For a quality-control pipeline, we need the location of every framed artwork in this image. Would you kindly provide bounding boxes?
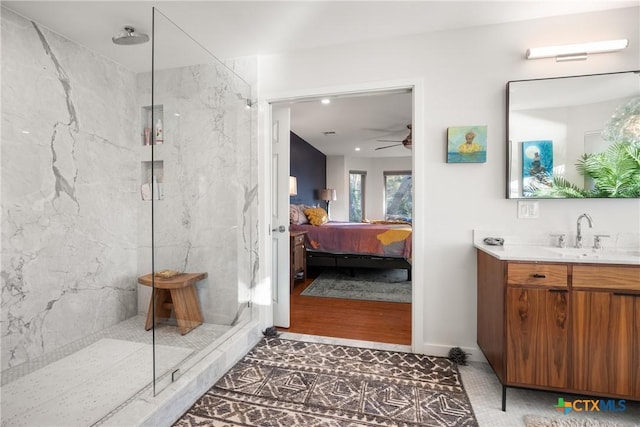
[522,140,553,196]
[447,125,487,163]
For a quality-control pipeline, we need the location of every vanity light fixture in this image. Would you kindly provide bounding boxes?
[526,39,628,61]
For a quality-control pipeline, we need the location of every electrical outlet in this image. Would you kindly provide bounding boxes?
[517,201,539,219]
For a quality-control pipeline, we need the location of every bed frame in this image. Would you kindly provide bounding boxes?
[306,250,412,281]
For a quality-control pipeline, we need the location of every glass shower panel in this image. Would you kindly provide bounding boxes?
[148,8,254,394]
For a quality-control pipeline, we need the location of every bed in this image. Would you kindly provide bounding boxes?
[289,220,412,280]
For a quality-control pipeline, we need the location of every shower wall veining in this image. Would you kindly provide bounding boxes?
[136,60,257,325]
[1,7,259,371]
[1,8,139,370]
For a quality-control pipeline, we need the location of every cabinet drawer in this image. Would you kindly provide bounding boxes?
[573,265,640,291]
[293,234,305,246]
[507,263,568,287]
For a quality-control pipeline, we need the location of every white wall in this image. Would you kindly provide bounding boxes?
[259,7,640,356]
[326,155,346,220]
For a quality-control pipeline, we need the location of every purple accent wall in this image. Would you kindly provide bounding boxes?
[290,131,326,206]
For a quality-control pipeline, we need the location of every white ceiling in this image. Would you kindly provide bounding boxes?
[4,0,635,157]
[287,90,414,157]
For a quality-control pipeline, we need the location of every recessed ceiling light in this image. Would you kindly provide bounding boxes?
[21,130,30,134]
[355,147,361,151]
[321,99,331,105]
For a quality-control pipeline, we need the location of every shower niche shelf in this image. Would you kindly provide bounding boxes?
[141,104,164,146]
[141,160,164,201]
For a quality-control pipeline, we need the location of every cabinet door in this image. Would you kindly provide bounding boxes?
[506,287,569,388]
[572,291,637,397]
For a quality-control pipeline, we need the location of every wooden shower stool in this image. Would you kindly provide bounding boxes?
[138,272,207,335]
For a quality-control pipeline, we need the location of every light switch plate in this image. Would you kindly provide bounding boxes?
[518,201,539,219]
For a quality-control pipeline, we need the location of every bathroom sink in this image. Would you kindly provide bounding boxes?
[546,247,603,259]
[546,247,640,262]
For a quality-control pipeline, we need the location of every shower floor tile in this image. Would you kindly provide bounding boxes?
[0,315,232,427]
[2,315,231,386]
[2,339,192,426]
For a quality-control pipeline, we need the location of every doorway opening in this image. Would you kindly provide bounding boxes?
[270,87,415,346]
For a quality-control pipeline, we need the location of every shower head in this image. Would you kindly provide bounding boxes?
[112,26,149,45]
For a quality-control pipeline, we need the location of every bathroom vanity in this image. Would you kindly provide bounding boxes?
[475,239,640,410]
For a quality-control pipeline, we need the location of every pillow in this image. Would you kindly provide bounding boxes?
[289,204,309,225]
[304,207,328,226]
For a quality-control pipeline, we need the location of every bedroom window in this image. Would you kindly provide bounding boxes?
[349,170,366,222]
[384,171,412,222]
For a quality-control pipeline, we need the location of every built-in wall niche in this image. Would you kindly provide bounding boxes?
[141,105,164,146]
[140,160,164,201]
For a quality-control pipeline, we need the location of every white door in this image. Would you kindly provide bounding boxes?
[271,105,291,327]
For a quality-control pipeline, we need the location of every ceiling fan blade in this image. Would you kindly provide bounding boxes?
[375,143,402,150]
[376,139,403,142]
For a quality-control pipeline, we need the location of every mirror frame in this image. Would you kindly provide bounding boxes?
[506,70,640,199]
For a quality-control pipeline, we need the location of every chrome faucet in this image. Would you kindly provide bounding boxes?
[575,213,593,248]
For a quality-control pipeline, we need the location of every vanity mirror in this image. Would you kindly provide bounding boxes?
[507,70,640,199]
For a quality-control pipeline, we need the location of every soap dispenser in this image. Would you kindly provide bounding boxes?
[155,119,163,144]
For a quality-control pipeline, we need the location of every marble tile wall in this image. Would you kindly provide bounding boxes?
[1,8,139,370]
[135,57,257,326]
[1,6,259,373]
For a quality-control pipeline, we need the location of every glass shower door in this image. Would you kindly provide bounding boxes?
[145,7,254,395]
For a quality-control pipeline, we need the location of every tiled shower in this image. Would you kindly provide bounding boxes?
[1,6,258,425]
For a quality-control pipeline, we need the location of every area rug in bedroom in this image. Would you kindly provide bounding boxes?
[301,268,411,303]
[174,337,478,426]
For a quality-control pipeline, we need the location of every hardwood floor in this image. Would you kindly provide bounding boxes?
[279,267,412,345]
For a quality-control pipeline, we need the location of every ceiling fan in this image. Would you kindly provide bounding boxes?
[375,124,412,150]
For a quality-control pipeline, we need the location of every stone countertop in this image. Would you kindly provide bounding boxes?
[473,230,640,265]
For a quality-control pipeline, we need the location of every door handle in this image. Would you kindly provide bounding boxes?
[271,225,286,233]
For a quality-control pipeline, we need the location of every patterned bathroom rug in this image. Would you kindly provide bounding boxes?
[174,337,478,426]
[301,268,411,303]
[2,339,192,426]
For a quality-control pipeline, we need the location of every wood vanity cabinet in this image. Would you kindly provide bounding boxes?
[477,250,640,406]
[571,265,640,398]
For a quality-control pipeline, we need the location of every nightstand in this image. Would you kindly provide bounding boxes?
[290,231,307,292]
